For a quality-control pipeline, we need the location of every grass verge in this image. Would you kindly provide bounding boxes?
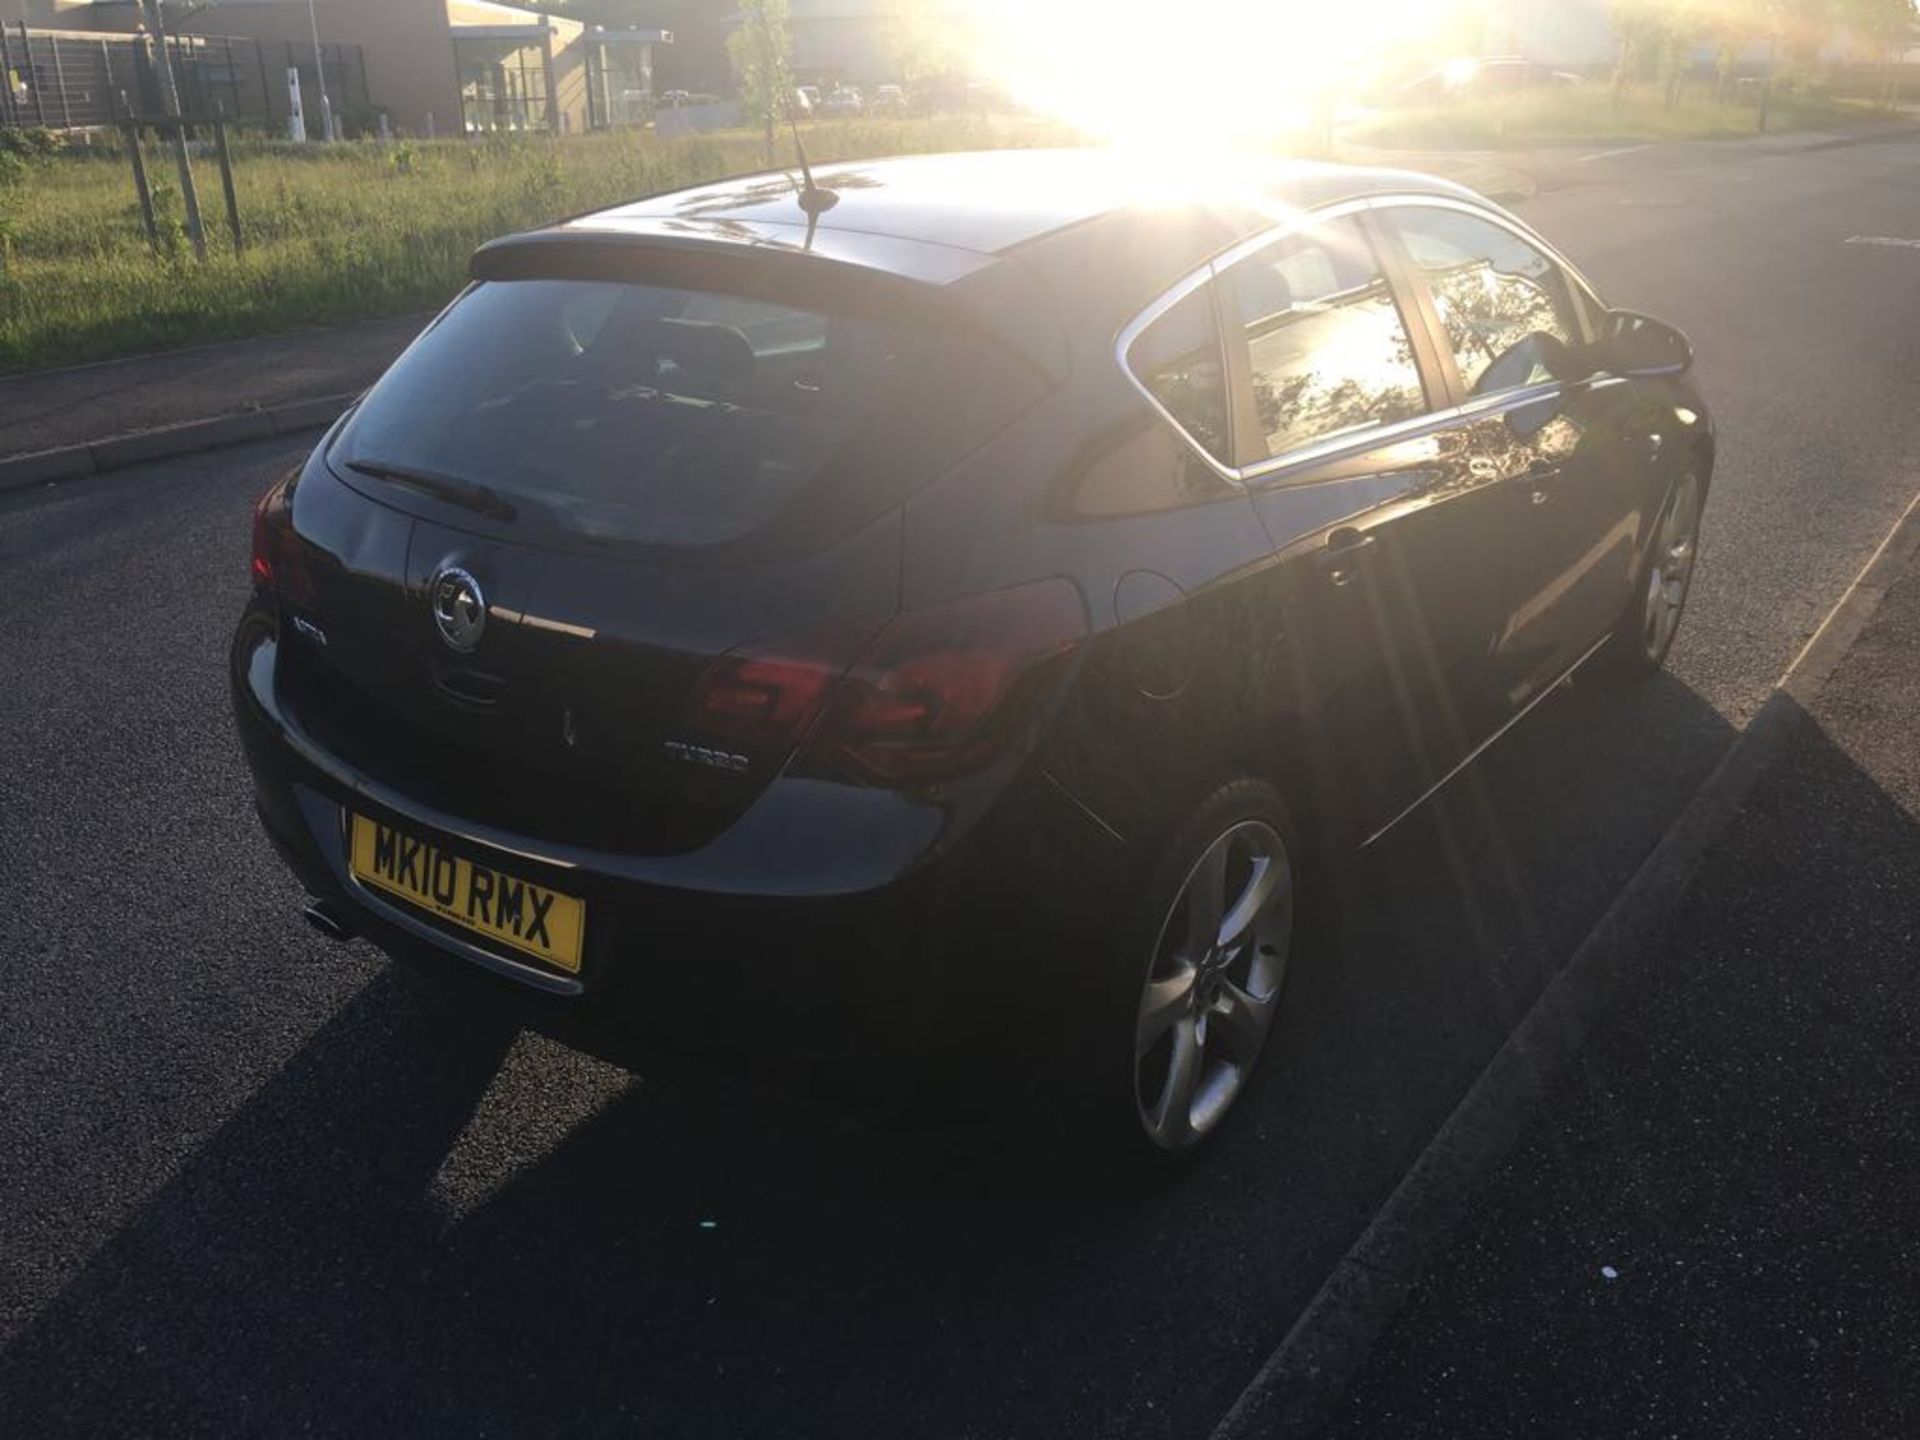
[1349,87,1899,149]
[0,114,1077,373]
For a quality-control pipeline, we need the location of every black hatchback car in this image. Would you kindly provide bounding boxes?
[233,150,1710,1160]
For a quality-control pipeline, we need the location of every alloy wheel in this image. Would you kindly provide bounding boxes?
[1644,472,1701,662]
[1134,819,1293,1150]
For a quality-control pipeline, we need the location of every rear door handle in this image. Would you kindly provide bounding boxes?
[1326,527,1374,586]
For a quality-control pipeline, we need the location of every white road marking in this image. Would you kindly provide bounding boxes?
[1579,143,1658,163]
[1847,235,1920,250]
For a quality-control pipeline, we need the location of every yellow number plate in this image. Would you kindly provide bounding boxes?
[348,813,586,974]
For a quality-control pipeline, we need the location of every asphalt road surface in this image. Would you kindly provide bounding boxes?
[3,133,1917,1438]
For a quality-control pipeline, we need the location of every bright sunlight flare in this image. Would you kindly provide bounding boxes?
[955,0,1468,151]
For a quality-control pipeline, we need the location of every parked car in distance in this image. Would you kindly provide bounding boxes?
[820,86,864,116]
[871,83,907,114]
[234,151,1710,1164]
[792,86,815,115]
[1392,55,1584,104]
[797,84,822,112]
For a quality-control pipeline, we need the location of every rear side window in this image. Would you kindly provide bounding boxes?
[1388,207,1582,397]
[332,277,1044,553]
[1126,285,1230,463]
[1218,216,1428,463]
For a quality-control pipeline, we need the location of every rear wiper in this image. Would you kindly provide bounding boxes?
[344,458,517,522]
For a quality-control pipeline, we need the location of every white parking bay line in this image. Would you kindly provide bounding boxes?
[1847,235,1920,250]
[1579,143,1658,163]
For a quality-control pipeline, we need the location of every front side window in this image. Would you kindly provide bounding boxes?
[1218,217,1428,464]
[1126,284,1230,463]
[1388,207,1582,397]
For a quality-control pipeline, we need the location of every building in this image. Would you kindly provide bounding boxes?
[9,0,671,136]
[1,18,372,133]
[1497,0,1615,67]
[723,0,899,87]
[784,0,895,83]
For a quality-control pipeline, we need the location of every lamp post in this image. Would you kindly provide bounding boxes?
[305,0,334,140]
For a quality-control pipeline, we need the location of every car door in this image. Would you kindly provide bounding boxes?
[1377,202,1650,709]
[1212,212,1514,837]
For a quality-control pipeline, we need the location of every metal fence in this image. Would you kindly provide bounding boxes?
[0,26,369,134]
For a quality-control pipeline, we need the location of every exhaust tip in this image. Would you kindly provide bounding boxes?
[302,899,354,943]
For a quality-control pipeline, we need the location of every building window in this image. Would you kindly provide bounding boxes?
[587,42,655,129]
[455,39,552,134]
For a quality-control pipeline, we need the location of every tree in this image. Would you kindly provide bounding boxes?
[1838,0,1919,99]
[726,0,793,166]
[1651,0,1729,107]
[1610,0,1673,102]
[1709,11,1748,104]
[1605,0,1912,112]
[881,0,968,86]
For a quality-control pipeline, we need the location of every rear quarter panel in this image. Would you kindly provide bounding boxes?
[901,342,1295,857]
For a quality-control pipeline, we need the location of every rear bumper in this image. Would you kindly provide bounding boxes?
[231,616,1119,1066]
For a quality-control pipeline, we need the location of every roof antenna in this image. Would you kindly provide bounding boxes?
[749,0,836,240]
[783,90,838,230]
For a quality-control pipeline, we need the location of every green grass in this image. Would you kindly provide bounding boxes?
[0,114,1079,373]
[1349,86,1894,150]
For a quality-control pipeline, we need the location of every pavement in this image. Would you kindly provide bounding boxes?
[1327,552,1920,1439]
[0,315,423,463]
[0,131,1918,1437]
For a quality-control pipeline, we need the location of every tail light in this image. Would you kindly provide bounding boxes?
[250,485,278,590]
[688,621,882,750]
[249,474,314,607]
[812,581,1087,783]
[687,579,1087,787]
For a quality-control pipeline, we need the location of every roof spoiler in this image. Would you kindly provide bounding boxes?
[470,230,1067,383]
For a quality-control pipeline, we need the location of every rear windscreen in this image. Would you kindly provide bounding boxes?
[331,277,1046,553]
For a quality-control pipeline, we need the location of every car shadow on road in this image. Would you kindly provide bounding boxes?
[0,956,1152,1435]
[1324,690,1920,1436]
[0,667,1799,1439]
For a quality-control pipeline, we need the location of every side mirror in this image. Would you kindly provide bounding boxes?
[1596,310,1693,378]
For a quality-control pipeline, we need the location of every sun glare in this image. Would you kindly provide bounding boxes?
[955,0,1462,154]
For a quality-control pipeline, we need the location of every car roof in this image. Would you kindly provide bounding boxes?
[473,150,1489,381]
[549,149,1483,276]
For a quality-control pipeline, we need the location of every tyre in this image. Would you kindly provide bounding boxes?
[1085,779,1301,1165]
[1601,468,1704,678]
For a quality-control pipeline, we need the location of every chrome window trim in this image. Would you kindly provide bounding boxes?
[1236,402,1471,487]
[1114,190,1614,490]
